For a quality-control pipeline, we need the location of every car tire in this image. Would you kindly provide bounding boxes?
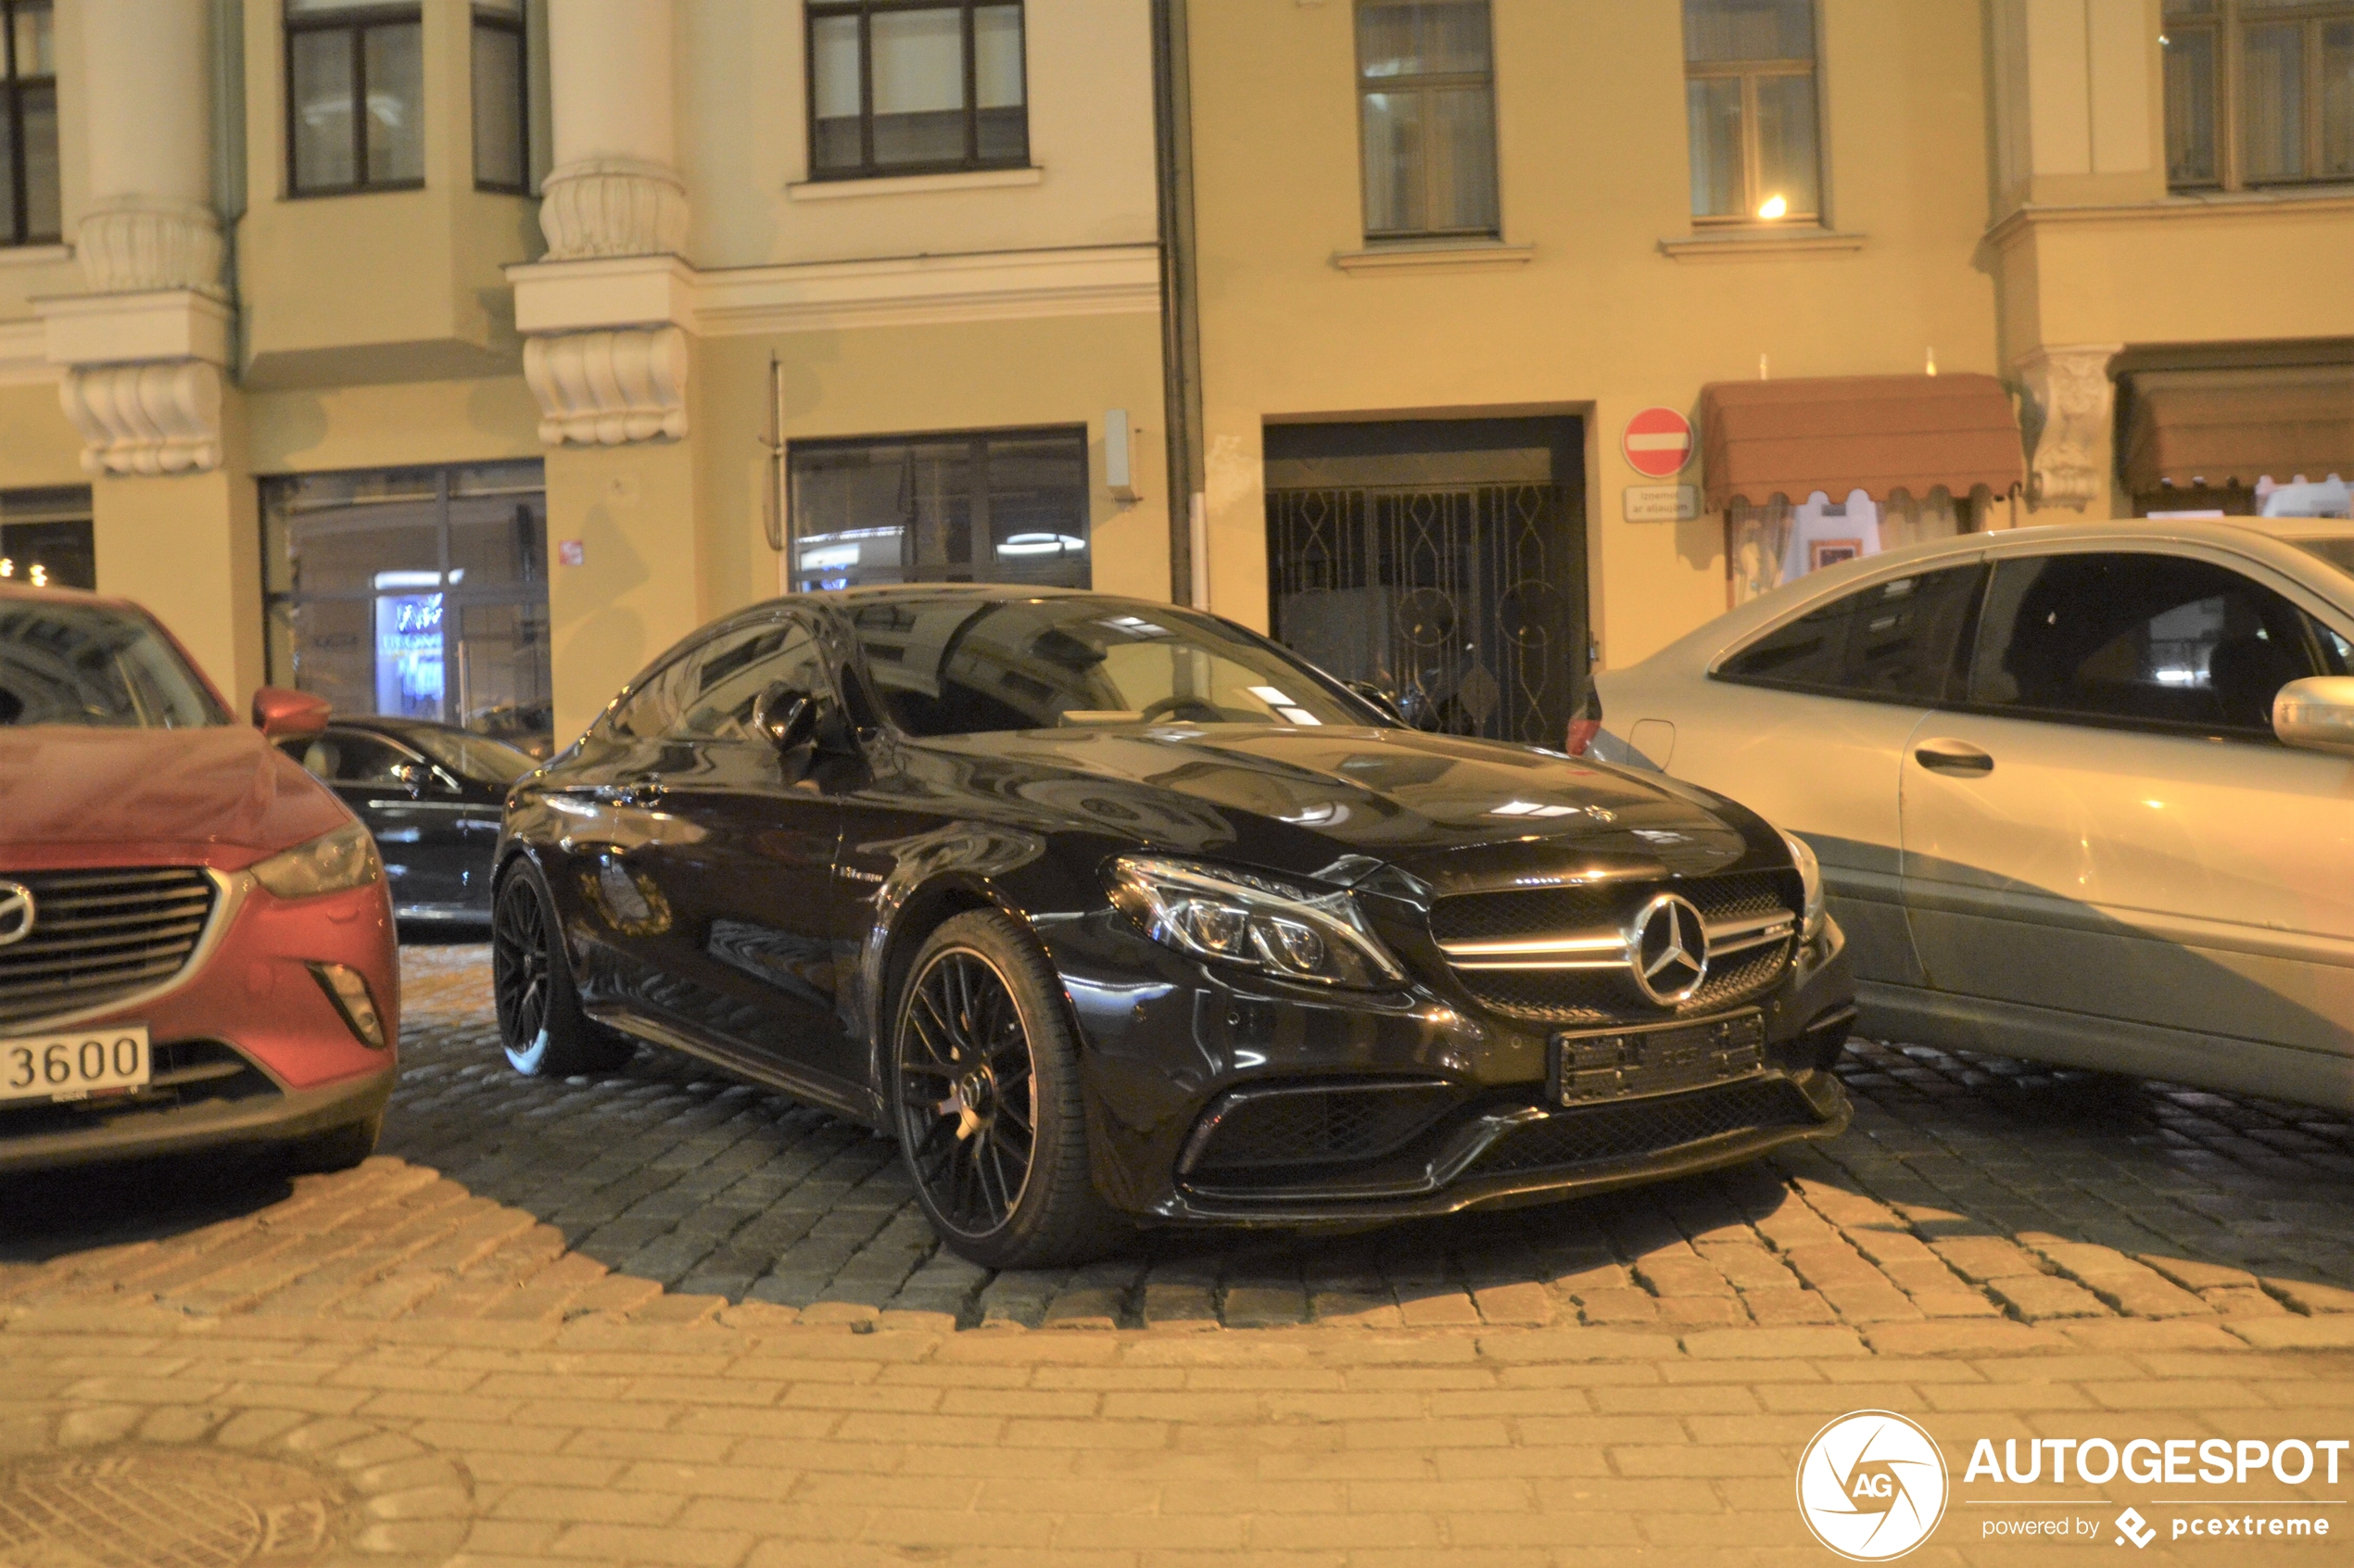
[888,909,1127,1270]
[283,1111,381,1175]
[493,862,636,1079]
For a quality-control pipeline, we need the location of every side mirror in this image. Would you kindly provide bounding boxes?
[1342,679,1406,726]
[2273,677,2354,757]
[752,681,819,752]
[252,686,330,741]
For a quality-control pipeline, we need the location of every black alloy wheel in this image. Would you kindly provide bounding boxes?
[889,910,1125,1268]
[491,865,634,1078]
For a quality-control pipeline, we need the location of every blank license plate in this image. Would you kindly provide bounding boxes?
[0,1024,151,1105]
[1550,1011,1765,1106]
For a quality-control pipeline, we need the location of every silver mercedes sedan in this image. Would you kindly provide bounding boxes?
[1589,517,2354,1112]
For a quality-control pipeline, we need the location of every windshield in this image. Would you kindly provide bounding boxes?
[0,599,228,729]
[409,727,540,784]
[847,596,1378,738]
[2291,537,2354,586]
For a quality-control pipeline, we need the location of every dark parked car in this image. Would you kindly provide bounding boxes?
[281,717,539,922]
[492,588,1855,1266]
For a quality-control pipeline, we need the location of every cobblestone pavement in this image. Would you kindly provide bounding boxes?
[0,1312,2348,1565]
[2,941,2351,1347]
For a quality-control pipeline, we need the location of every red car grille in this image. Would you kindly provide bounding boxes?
[0,868,218,1030]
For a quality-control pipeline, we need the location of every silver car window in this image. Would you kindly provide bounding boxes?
[1967,552,2347,738]
[1715,564,1984,703]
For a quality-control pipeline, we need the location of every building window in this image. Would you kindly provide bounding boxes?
[263,462,554,755]
[805,1,1029,180]
[1,0,57,246]
[0,487,93,590]
[2165,0,2354,190]
[1684,0,1821,224]
[472,0,527,193]
[285,0,426,196]
[788,428,1088,593]
[1356,0,1499,240]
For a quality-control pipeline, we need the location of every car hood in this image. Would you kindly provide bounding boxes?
[913,724,1777,890]
[0,724,350,869]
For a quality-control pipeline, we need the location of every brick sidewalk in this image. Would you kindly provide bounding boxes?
[1,1311,2348,1565]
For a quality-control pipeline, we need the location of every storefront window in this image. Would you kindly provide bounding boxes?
[0,486,93,589]
[1728,488,1974,605]
[262,462,554,754]
[2139,472,2353,518]
[787,427,1089,594]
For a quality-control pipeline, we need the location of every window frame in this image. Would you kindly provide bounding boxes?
[284,1,428,199]
[802,0,1031,183]
[470,1,530,196]
[2165,0,2354,192]
[1352,0,1502,243]
[1682,0,1824,227]
[1,0,58,247]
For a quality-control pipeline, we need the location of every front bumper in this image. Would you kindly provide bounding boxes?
[1045,906,1855,1225]
[0,863,399,1173]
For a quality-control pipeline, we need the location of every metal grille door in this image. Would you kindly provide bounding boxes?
[1267,483,1585,747]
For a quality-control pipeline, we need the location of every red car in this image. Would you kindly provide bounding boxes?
[0,583,397,1173]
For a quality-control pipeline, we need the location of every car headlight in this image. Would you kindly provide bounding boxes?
[252,820,384,900]
[1106,855,1405,989]
[1781,829,1826,940]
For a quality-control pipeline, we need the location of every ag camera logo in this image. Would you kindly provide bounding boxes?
[1796,1410,1950,1561]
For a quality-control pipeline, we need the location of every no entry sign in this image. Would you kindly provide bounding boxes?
[1622,407,1693,478]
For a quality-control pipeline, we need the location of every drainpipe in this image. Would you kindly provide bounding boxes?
[1151,0,1206,608]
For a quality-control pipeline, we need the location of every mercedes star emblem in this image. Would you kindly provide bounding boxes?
[1626,891,1708,1005]
[0,881,33,949]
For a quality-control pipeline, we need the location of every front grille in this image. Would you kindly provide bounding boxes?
[0,868,217,1030]
[1183,1081,1458,1173]
[1431,871,1795,1025]
[0,1041,278,1143]
[1429,871,1789,944]
[1463,940,1790,1025]
[1468,1078,1819,1177]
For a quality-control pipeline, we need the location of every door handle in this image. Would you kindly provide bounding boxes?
[1913,740,1993,777]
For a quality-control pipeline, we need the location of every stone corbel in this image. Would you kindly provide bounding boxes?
[539,157,690,259]
[58,360,223,475]
[525,325,689,446]
[37,288,233,475]
[2017,343,2122,510]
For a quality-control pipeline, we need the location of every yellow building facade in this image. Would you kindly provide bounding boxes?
[1178,0,2354,746]
[1,0,2348,757]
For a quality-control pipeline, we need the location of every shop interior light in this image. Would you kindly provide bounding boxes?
[1757,195,1789,221]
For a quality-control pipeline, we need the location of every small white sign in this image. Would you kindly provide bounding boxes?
[1624,484,1701,523]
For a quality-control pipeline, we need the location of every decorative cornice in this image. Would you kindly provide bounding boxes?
[59,360,223,474]
[76,198,223,295]
[506,245,1161,339]
[1985,189,2354,251]
[524,325,689,446]
[0,319,57,386]
[35,288,233,368]
[1331,241,1535,274]
[538,157,690,259]
[2016,343,2123,510]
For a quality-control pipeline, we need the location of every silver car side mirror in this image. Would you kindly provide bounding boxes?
[2272,677,2354,757]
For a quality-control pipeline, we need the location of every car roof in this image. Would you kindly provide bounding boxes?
[1632,514,2354,672]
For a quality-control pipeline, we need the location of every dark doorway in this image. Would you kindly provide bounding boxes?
[1265,416,1587,748]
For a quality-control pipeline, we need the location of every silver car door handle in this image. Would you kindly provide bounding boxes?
[1913,740,1993,777]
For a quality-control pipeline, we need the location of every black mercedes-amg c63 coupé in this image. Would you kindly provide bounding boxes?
[492,587,1856,1267]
